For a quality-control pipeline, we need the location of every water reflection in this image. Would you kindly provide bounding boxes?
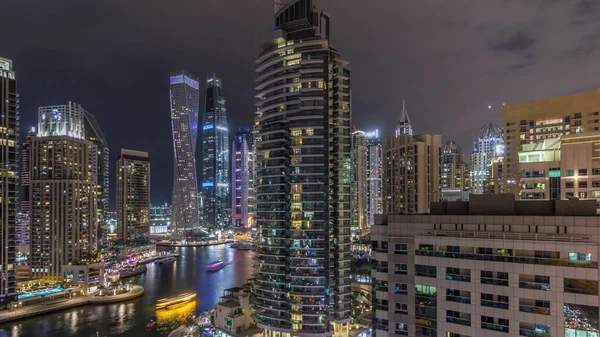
[0,245,254,337]
[155,301,196,334]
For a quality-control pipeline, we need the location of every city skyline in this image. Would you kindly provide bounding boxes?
[4,1,600,204]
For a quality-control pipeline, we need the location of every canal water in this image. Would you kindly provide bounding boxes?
[0,245,254,337]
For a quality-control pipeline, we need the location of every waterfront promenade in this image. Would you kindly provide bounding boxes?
[0,285,144,324]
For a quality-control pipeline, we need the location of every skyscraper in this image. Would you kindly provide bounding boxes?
[170,71,200,235]
[0,57,18,304]
[83,111,109,249]
[440,140,468,201]
[231,127,254,227]
[469,121,503,194]
[253,1,352,335]
[116,149,150,245]
[384,102,441,214]
[351,130,368,232]
[202,73,229,228]
[366,129,383,227]
[18,128,35,250]
[30,103,98,281]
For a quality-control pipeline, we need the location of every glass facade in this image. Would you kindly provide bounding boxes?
[202,74,229,227]
[231,127,253,227]
[169,71,200,234]
[0,57,17,301]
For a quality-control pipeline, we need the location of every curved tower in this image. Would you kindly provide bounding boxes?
[469,121,503,194]
[253,1,352,336]
[170,71,200,235]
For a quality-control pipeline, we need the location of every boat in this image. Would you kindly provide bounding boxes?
[206,260,225,272]
[156,256,177,264]
[146,320,157,330]
[156,292,196,310]
[237,243,252,251]
[119,265,147,278]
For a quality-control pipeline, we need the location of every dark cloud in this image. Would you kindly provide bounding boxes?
[2,0,600,206]
[491,32,536,53]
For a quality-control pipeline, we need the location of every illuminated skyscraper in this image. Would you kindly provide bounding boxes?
[30,103,98,281]
[116,149,150,245]
[0,57,18,303]
[231,127,254,227]
[83,111,109,249]
[469,121,503,194]
[384,102,441,214]
[366,129,383,226]
[170,71,200,234]
[351,130,368,232]
[201,73,229,227]
[18,129,35,250]
[253,1,352,335]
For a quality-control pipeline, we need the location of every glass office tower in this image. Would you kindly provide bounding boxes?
[170,71,200,235]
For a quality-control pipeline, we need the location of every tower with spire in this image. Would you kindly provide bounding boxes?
[384,100,441,214]
[395,100,413,137]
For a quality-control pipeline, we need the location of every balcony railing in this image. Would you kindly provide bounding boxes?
[519,328,551,337]
[481,300,509,310]
[481,278,509,286]
[445,274,470,282]
[446,295,471,304]
[519,281,550,291]
[446,317,471,327]
[482,322,509,333]
[519,305,550,315]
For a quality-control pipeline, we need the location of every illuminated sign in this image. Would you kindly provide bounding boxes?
[365,129,379,139]
[202,182,214,187]
[203,124,214,130]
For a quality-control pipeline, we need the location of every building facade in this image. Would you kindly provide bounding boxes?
[0,57,18,303]
[440,140,464,190]
[469,121,503,194]
[352,130,368,232]
[366,130,383,227]
[231,127,254,227]
[30,103,97,281]
[18,129,35,250]
[202,73,230,228]
[83,111,109,249]
[503,90,600,197]
[384,102,440,214]
[372,194,600,337]
[170,71,200,235]
[252,1,352,335]
[116,149,150,245]
[150,204,171,235]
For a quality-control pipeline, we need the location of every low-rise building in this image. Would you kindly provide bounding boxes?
[372,194,600,337]
[213,283,260,337]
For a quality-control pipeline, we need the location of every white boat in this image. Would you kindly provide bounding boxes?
[157,256,177,264]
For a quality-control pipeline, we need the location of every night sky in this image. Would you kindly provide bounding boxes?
[3,0,600,207]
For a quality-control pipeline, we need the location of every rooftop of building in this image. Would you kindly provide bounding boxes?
[474,121,503,141]
[442,140,461,154]
[429,194,597,216]
[504,90,600,118]
[218,299,240,308]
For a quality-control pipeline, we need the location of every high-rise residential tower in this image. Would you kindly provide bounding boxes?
[202,73,229,228]
[30,103,98,281]
[231,127,254,227]
[366,130,383,226]
[469,121,503,194]
[82,111,109,249]
[170,71,200,235]
[384,102,441,214]
[253,1,353,335]
[0,57,18,303]
[440,140,464,189]
[351,130,368,232]
[116,149,150,245]
[18,129,35,250]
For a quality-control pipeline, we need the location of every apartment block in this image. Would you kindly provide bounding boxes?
[372,194,600,337]
[504,90,600,197]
